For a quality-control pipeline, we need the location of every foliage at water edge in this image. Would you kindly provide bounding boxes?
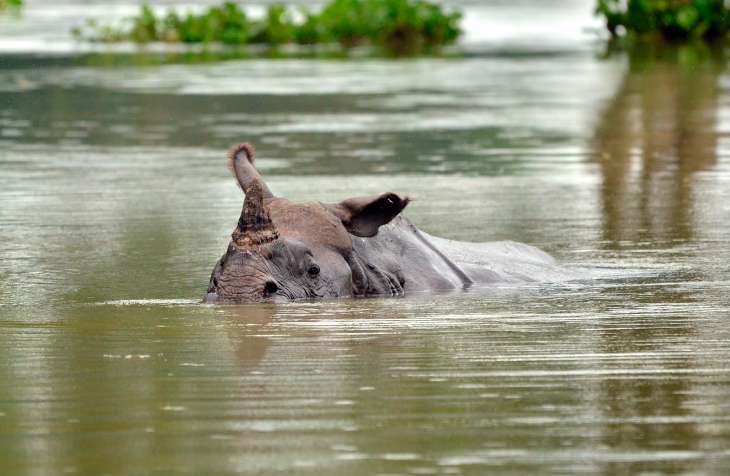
[596,0,730,41]
[72,0,462,55]
[0,0,23,10]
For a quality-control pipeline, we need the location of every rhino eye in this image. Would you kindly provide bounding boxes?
[263,281,278,296]
[307,264,320,277]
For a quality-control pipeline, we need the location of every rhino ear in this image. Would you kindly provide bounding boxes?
[328,193,411,237]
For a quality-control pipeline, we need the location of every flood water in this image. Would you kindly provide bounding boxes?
[2,1,730,475]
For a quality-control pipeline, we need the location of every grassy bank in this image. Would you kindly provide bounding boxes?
[73,0,462,55]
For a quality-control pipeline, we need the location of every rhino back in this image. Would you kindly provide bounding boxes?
[350,216,495,292]
[423,234,576,284]
[353,216,572,292]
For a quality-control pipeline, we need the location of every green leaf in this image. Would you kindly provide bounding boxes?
[677,5,700,31]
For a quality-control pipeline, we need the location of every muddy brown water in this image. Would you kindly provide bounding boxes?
[2,1,730,475]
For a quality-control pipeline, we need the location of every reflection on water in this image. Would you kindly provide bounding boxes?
[586,44,730,476]
[593,44,721,246]
[2,6,730,476]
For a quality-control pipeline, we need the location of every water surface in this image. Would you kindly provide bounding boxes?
[2,1,730,475]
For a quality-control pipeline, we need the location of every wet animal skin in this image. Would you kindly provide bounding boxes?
[205,143,553,304]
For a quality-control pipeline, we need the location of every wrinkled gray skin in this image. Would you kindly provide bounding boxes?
[204,143,559,304]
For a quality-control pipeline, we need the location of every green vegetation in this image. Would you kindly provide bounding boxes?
[0,0,23,9]
[73,0,462,55]
[596,0,730,41]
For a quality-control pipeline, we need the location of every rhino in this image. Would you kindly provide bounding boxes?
[204,143,562,304]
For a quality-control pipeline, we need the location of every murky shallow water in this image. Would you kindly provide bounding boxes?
[2,1,730,475]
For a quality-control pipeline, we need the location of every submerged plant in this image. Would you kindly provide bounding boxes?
[596,0,730,41]
[72,0,462,55]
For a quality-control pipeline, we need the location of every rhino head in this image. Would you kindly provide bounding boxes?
[204,143,410,304]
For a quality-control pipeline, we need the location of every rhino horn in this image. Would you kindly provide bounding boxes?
[232,179,279,247]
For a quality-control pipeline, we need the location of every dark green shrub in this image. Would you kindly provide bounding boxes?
[596,0,730,41]
[378,0,462,52]
[249,5,295,45]
[317,0,375,47]
[294,9,327,45]
[215,2,250,44]
[153,2,250,44]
